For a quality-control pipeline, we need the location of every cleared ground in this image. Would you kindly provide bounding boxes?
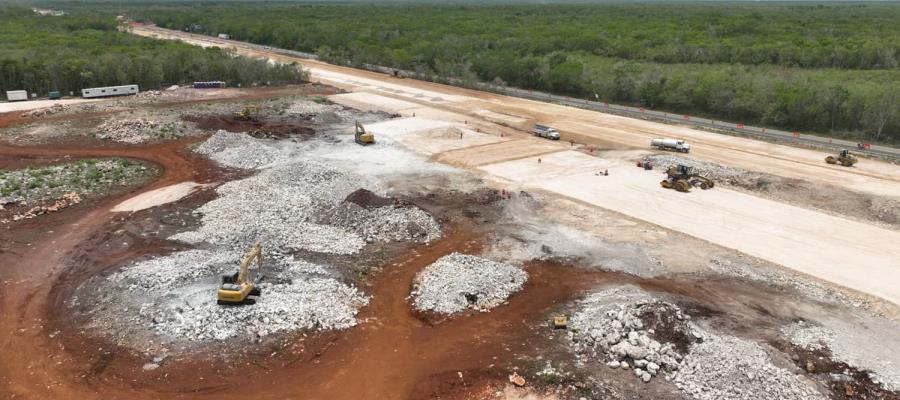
[131,25,899,307]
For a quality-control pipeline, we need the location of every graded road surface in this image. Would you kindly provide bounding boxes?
[133,25,900,305]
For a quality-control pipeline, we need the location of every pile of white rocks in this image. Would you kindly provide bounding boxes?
[177,134,442,255]
[92,250,368,342]
[645,154,762,186]
[410,253,527,314]
[672,333,824,400]
[194,130,289,169]
[96,118,159,143]
[106,249,241,291]
[569,286,692,383]
[324,201,441,244]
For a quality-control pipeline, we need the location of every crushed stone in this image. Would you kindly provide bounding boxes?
[783,320,900,391]
[672,332,824,400]
[568,286,695,383]
[410,252,527,314]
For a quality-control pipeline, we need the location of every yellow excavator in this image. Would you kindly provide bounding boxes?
[355,120,374,145]
[233,105,260,122]
[217,244,263,305]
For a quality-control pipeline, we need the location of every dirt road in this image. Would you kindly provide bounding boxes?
[130,26,900,306]
[131,26,900,198]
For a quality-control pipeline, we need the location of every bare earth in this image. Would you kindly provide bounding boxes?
[133,25,900,306]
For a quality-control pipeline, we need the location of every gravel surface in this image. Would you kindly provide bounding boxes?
[783,319,900,391]
[706,257,871,310]
[194,130,290,169]
[175,132,441,254]
[672,332,824,400]
[79,251,368,345]
[410,253,527,314]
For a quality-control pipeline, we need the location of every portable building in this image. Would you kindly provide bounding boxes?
[5,90,27,102]
[192,81,226,89]
[81,85,139,99]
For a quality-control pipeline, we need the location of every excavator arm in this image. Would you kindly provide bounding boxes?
[237,244,262,284]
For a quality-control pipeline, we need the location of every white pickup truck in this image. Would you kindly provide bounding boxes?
[651,138,690,153]
[532,124,560,140]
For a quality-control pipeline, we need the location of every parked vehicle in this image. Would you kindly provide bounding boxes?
[81,85,139,99]
[532,124,560,140]
[651,138,690,153]
[5,90,27,102]
[48,91,61,100]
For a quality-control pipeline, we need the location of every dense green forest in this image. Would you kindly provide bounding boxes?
[124,2,899,143]
[0,6,306,98]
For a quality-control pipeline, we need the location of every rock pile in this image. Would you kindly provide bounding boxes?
[88,250,369,343]
[324,202,441,244]
[107,250,240,291]
[672,333,824,400]
[97,118,159,143]
[21,104,67,118]
[1,192,81,224]
[568,286,694,383]
[645,154,762,186]
[176,134,441,254]
[194,130,289,169]
[410,253,527,314]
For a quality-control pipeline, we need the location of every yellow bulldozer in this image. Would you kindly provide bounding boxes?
[825,149,857,167]
[233,105,261,122]
[355,120,374,145]
[660,164,714,192]
[217,244,263,305]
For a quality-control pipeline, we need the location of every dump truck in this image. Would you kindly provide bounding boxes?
[532,124,560,140]
[660,164,714,192]
[825,149,857,167]
[651,138,690,153]
[217,244,263,305]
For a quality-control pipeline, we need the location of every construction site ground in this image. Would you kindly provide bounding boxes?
[0,28,897,400]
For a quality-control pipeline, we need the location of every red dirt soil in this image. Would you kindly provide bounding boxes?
[0,132,621,399]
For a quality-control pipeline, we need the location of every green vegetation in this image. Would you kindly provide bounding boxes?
[129,2,900,142]
[0,158,151,201]
[0,5,307,98]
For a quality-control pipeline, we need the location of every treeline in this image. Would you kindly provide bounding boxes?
[0,6,307,98]
[131,2,900,142]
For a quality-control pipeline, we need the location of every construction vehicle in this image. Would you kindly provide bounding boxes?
[551,315,568,330]
[825,149,857,167]
[532,124,560,140]
[354,120,374,145]
[660,164,714,192]
[217,244,263,305]
[233,105,260,121]
[651,138,690,153]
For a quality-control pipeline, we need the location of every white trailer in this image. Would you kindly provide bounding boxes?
[217,33,230,40]
[532,124,560,140]
[651,138,690,153]
[5,90,28,102]
[81,85,139,99]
